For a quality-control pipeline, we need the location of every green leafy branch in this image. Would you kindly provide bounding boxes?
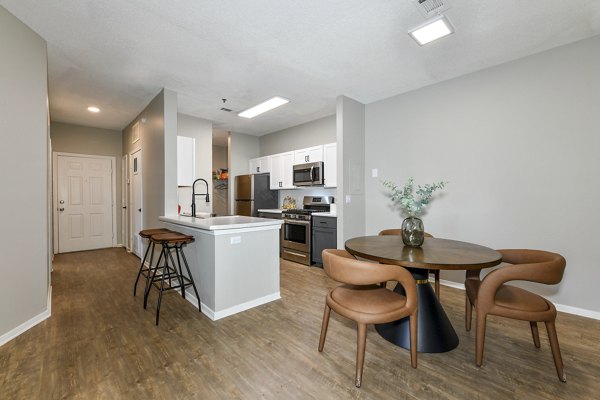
[382,177,447,218]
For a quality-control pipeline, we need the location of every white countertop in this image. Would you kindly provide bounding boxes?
[257,209,284,214]
[312,212,337,218]
[160,215,283,231]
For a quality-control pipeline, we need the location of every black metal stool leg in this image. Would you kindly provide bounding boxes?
[156,243,169,325]
[144,247,164,309]
[180,248,201,313]
[141,242,157,298]
[133,239,152,296]
[175,246,186,299]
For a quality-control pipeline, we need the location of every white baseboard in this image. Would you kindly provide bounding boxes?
[174,286,280,321]
[142,259,281,321]
[0,286,52,347]
[437,278,600,320]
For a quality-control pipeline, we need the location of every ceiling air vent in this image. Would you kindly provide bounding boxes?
[220,107,232,112]
[411,0,450,19]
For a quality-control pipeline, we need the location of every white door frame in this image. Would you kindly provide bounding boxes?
[122,154,129,251]
[52,152,117,254]
[129,148,143,253]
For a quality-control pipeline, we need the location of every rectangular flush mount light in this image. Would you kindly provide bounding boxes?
[409,15,454,46]
[238,96,290,118]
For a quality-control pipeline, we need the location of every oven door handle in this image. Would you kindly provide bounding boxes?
[310,166,314,181]
[283,219,310,226]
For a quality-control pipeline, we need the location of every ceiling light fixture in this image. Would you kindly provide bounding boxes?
[408,15,454,46]
[87,106,100,113]
[238,96,290,119]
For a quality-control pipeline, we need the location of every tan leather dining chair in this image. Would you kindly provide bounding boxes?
[378,229,440,297]
[464,249,567,382]
[319,249,418,387]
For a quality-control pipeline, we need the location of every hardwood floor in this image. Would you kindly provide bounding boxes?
[1,248,599,399]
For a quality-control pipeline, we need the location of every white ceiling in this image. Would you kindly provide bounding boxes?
[2,0,600,135]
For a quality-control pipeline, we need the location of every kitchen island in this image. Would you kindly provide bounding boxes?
[158,215,283,320]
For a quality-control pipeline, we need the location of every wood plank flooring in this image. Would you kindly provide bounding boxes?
[1,248,599,399]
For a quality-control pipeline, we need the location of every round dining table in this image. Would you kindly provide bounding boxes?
[345,235,502,353]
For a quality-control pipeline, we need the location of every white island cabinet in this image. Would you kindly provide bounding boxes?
[158,215,283,320]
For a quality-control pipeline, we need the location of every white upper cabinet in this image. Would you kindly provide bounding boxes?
[294,145,323,165]
[249,156,271,174]
[323,142,337,188]
[177,136,195,186]
[270,152,295,189]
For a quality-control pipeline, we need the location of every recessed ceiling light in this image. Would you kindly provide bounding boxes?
[238,96,290,119]
[409,15,454,46]
[87,106,100,113]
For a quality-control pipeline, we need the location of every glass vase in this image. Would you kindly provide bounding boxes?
[401,217,425,247]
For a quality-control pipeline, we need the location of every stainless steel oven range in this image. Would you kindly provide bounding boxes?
[281,196,333,265]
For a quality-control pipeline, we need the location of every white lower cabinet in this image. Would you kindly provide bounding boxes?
[270,152,295,189]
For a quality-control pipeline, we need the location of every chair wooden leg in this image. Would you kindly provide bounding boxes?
[475,312,487,367]
[434,270,440,299]
[409,313,418,369]
[380,282,387,288]
[318,304,331,352]
[530,321,540,348]
[545,321,567,382]
[465,295,473,331]
[355,323,367,388]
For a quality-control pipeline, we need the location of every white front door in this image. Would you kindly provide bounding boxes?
[57,155,113,253]
[130,150,143,257]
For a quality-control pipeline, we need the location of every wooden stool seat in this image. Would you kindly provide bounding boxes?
[139,228,171,239]
[150,232,194,244]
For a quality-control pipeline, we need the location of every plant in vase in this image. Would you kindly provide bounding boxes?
[382,177,447,247]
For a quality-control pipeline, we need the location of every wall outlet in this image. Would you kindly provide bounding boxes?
[230,236,242,245]
[372,168,378,178]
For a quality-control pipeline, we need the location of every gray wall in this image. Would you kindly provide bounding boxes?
[177,113,213,215]
[50,122,123,244]
[337,96,366,248]
[259,115,335,156]
[228,132,260,212]
[0,6,50,339]
[364,35,600,313]
[123,89,173,231]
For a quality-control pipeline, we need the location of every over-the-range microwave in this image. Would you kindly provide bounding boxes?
[293,161,324,186]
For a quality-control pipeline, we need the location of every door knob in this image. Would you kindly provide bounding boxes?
[59,200,64,204]
[138,208,142,212]
[59,208,64,211]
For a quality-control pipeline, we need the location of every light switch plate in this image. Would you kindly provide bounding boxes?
[372,168,378,178]
[345,195,351,204]
[230,236,242,244]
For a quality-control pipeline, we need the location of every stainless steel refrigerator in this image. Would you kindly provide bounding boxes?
[234,173,278,216]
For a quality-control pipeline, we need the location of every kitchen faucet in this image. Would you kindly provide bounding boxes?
[191,178,210,216]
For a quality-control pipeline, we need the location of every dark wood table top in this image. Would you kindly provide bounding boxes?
[345,236,502,271]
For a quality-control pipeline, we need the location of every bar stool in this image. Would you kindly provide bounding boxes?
[143,231,201,325]
[133,228,172,296]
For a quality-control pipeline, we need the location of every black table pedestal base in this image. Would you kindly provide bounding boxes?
[375,269,459,353]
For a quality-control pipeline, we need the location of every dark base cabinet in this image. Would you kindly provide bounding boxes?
[311,216,337,266]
